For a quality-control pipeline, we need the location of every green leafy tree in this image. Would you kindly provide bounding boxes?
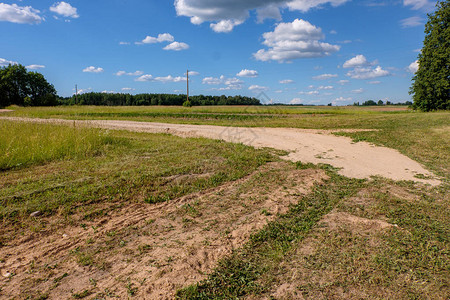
[0,64,57,107]
[411,0,450,111]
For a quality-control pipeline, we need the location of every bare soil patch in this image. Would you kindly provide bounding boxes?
[0,109,13,113]
[0,162,327,299]
[0,117,440,185]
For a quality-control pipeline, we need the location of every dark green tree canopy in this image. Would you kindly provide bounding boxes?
[0,64,57,107]
[410,0,450,111]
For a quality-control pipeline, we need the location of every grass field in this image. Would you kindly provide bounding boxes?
[0,105,448,299]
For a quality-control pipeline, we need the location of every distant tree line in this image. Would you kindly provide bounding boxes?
[353,100,413,106]
[0,64,58,107]
[59,92,261,106]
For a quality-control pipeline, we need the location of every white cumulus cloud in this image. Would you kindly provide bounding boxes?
[313,73,338,80]
[115,70,144,76]
[26,64,45,70]
[50,2,79,18]
[163,42,189,51]
[141,33,175,44]
[290,98,303,104]
[253,19,340,63]
[203,75,243,90]
[174,0,350,32]
[351,88,364,94]
[83,66,104,73]
[408,60,419,73]
[249,85,269,92]
[343,55,370,68]
[135,74,154,82]
[0,3,42,24]
[346,66,390,79]
[0,58,18,66]
[154,75,187,83]
[237,69,259,77]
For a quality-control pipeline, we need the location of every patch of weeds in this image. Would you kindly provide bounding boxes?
[72,289,93,299]
[53,272,68,284]
[126,280,138,296]
[260,209,272,216]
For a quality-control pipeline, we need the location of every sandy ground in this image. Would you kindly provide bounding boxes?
[0,163,327,299]
[1,117,440,185]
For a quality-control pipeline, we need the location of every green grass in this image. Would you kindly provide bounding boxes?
[0,122,275,238]
[0,120,123,171]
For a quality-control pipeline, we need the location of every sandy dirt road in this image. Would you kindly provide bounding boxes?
[1,117,440,185]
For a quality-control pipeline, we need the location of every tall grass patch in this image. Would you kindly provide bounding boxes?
[0,120,121,170]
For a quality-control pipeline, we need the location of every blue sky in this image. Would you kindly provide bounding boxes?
[0,0,436,105]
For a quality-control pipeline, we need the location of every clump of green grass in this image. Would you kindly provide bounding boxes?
[0,120,124,171]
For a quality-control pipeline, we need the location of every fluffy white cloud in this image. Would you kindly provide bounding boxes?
[287,0,349,11]
[203,75,243,90]
[400,16,424,28]
[50,2,79,18]
[0,3,42,24]
[136,74,154,82]
[249,85,269,91]
[0,58,18,66]
[290,98,303,104]
[298,90,319,95]
[210,19,244,33]
[163,42,189,51]
[237,69,259,77]
[141,33,174,44]
[368,81,381,84]
[346,66,390,79]
[408,60,419,73]
[154,75,187,83]
[279,79,294,84]
[203,75,225,85]
[254,19,340,62]
[121,88,135,92]
[26,64,45,70]
[318,85,334,90]
[115,70,144,76]
[343,55,370,68]
[83,66,104,73]
[351,88,364,94]
[119,42,130,45]
[174,0,350,32]
[338,80,349,85]
[313,73,338,80]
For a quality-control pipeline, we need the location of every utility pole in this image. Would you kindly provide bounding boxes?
[75,84,78,105]
[186,69,189,103]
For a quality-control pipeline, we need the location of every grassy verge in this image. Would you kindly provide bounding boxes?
[0,120,123,171]
[0,122,276,240]
[177,168,450,299]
